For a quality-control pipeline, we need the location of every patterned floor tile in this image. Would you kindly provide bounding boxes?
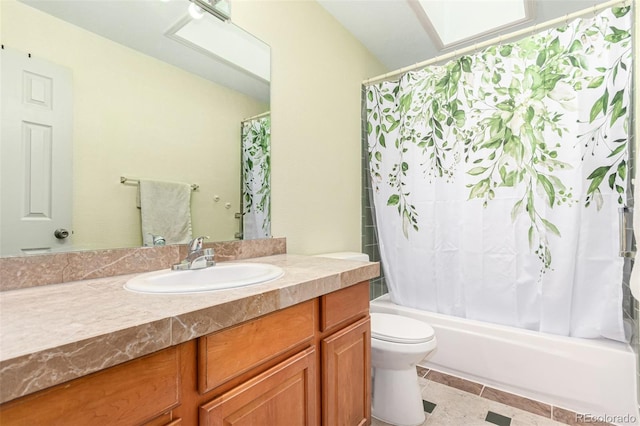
[421,380,566,426]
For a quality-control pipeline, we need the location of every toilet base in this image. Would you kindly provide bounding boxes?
[371,366,425,426]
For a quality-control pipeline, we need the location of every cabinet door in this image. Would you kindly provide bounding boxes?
[200,347,317,426]
[322,316,371,426]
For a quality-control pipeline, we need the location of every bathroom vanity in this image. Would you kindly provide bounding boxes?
[0,248,378,426]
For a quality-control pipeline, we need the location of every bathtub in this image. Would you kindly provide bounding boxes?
[370,294,639,423]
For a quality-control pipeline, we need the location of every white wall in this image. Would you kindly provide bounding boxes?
[233,0,387,255]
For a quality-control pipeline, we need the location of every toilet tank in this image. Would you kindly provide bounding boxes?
[314,252,370,262]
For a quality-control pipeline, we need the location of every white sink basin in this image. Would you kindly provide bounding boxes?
[124,263,284,294]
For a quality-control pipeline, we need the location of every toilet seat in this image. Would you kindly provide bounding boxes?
[371,312,435,344]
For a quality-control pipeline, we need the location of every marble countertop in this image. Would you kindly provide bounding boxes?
[0,254,379,404]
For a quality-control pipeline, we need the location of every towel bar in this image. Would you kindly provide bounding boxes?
[120,176,199,191]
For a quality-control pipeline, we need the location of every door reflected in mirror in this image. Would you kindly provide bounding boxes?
[0,0,271,256]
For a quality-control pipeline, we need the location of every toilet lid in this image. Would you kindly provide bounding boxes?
[370,312,435,344]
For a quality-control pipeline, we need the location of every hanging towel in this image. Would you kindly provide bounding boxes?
[139,179,193,245]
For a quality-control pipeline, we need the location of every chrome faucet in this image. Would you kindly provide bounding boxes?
[172,236,215,270]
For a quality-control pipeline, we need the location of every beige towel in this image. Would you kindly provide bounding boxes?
[139,179,192,245]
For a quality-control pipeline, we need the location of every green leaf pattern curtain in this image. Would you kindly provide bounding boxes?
[366,6,632,341]
[241,115,271,239]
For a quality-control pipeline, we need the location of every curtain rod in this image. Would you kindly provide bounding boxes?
[242,111,270,122]
[363,0,631,86]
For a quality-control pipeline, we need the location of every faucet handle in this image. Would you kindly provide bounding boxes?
[189,236,210,252]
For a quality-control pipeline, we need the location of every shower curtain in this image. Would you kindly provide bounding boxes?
[365,6,632,341]
[241,114,271,239]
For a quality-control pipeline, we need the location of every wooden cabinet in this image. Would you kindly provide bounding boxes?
[0,346,181,426]
[199,348,317,426]
[319,282,371,426]
[322,317,371,426]
[198,300,315,394]
[0,282,371,426]
[320,281,369,332]
[195,282,371,426]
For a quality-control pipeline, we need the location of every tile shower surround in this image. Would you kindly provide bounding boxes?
[625,123,640,410]
[361,85,388,300]
[0,237,286,291]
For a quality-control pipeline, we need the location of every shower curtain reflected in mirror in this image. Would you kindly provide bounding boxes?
[365,6,632,342]
[241,113,271,240]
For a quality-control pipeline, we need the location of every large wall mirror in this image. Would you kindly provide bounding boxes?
[0,0,271,256]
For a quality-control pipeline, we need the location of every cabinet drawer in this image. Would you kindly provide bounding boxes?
[320,281,369,332]
[0,347,180,426]
[200,347,317,426]
[198,300,315,393]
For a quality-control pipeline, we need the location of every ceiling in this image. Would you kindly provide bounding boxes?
[316,0,612,72]
[21,0,270,102]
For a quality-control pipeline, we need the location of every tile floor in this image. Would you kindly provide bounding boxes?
[371,367,615,426]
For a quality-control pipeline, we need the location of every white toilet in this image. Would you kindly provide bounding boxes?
[370,312,436,426]
[315,252,437,426]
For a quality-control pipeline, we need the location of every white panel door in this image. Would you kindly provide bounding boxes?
[1,48,73,255]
